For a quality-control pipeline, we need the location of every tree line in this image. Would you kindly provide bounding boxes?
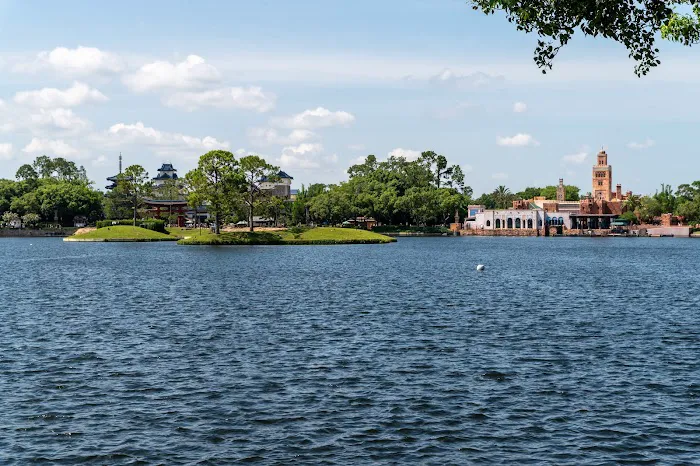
[286,151,473,227]
[0,156,103,227]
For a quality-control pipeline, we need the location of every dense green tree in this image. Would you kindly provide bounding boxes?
[492,185,514,209]
[654,183,676,214]
[262,196,286,227]
[117,165,152,226]
[185,150,240,235]
[16,164,38,182]
[32,155,88,183]
[517,185,580,201]
[468,1,700,76]
[239,155,279,232]
[618,211,638,225]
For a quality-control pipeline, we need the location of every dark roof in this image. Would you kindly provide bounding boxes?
[154,172,178,180]
[158,163,176,172]
[260,170,293,182]
[144,199,188,205]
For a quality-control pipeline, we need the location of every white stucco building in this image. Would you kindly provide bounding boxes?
[465,209,574,230]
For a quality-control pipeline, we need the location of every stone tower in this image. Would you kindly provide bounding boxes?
[592,149,612,201]
[556,178,565,202]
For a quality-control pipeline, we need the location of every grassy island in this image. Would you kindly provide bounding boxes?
[65,225,178,242]
[178,227,396,246]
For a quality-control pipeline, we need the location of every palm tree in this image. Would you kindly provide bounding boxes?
[492,185,513,209]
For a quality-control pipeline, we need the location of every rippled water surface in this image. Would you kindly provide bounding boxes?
[2,237,700,464]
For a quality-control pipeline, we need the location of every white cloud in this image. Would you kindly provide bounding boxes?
[430,68,504,88]
[496,133,539,147]
[349,155,368,166]
[275,107,355,129]
[105,121,229,155]
[279,143,325,169]
[247,127,317,147]
[627,138,655,149]
[30,108,89,131]
[123,55,221,92]
[348,144,366,151]
[562,151,588,164]
[22,138,78,157]
[491,172,509,180]
[0,143,12,160]
[14,46,124,75]
[388,148,422,161]
[164,86,276,112]
[14,81,108,108]
[91,155,109,167]
[513,102,527,113]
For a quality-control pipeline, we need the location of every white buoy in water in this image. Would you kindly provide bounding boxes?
[476,264,485,271]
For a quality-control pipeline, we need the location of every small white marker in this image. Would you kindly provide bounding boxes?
[476,264,485,271]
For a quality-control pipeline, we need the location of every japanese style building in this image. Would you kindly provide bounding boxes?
[153,163,178,187]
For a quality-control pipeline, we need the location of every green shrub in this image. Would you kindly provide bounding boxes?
[97,219,167,233]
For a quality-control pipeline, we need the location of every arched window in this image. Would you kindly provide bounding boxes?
[507,218,513,229]
[486,220,491,227]
[559,217,564,226]
[515,218,521,228]
[527,218,533,229]
[495,219,501,229]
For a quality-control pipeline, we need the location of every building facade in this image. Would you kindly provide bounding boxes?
[259,171,293,199]
[153,163,178,187]
[593,150,613,201]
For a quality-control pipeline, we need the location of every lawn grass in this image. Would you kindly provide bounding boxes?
[65,225,178,242]
[277,227,396,244]
[178,227,396,245]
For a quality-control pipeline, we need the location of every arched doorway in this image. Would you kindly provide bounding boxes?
[515,218,521,228]
[495,219,501,229]
[527,218,533,229]
[507,218,513,229]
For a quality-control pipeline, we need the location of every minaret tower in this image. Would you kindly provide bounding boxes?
[556,178,565,202]
[592,149,612,201]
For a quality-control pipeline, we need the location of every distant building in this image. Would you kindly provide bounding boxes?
[466,150,635,235]
[153,163,178,187]
[259,171,293,199]
[106,154,127,190]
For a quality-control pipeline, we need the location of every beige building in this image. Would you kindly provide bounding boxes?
[593,150,613,201]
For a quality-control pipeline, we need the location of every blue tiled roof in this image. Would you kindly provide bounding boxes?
[260,170,293,182]
[159,163,176,172]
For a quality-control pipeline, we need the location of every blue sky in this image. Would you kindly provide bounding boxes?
[0,0,698,195]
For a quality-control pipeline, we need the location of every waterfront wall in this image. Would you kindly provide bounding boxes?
[461,228,539,237]
[0,228,77,237]
[646,227,691,237]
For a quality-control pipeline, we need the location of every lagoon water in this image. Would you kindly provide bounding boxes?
[2,236,700,464]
